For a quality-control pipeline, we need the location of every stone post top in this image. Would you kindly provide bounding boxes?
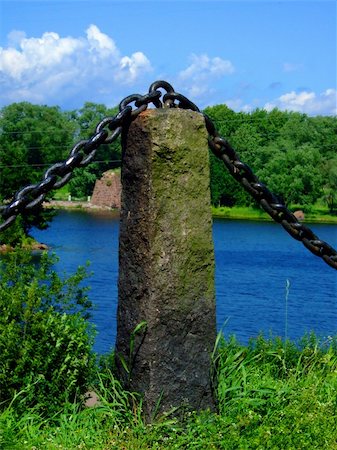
[127,107,208,164]
[139,106,205,123]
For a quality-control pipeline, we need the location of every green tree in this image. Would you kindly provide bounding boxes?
[249,108,291,145]
[203,104,238,139]
[230,122,263,162]
[279,112,319,148]
[256,142,324,206]
[0,102,75,236]
[323,157,337,212]
[0,102,75,199]
[68,102,121,198]
[230,123,264,204]
[310,115,337,160]
[209,152,229,206]
[205,105,252,207]
[205,105,336,209]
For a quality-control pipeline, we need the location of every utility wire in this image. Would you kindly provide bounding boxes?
[0,160,121,169]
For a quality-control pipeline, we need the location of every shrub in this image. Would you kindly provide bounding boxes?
[0,217,26,248]
[0,249,96,415]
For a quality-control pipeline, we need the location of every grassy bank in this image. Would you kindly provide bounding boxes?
[212,206,270,221]
[2,334,337,449]
[46,202,337,225]
[50,185,337,224]
[212,205,337,224]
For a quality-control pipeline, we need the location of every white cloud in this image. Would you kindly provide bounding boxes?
[86,24,118,57]
[118,52,152,83]
[7,30,27,48]
[264,89,337,115]
[179,54,234,81]
[282,62,303,73]
[177,53,235,101]
[0,25,153,106]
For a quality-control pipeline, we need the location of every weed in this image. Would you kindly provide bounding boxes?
[3,333,337,449]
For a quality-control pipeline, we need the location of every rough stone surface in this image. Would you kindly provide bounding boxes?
[115,108,216,419]
[91,170,121,208]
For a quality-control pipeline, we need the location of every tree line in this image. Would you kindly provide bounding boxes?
[0,101,336,239]
[205,105,337,210]
[0,102,121,243]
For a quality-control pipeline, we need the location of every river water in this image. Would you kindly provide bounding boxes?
[32,210,337,354]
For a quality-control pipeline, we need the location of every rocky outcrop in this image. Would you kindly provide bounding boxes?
[91,170,121,209]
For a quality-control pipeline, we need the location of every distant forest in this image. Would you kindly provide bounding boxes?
[1,101,336,217]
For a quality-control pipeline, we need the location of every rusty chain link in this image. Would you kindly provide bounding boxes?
[1,80,337,270]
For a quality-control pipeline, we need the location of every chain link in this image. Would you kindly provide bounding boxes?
[1,80,337,270]
[202,111,337,270]
[0,83,172,231]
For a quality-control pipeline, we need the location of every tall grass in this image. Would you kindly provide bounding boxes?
[2,333,337,449]
[0,368,143,449]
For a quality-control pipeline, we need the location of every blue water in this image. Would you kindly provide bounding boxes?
[32,210,337,354]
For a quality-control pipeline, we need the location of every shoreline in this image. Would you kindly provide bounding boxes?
[0,241,48,253]
[211,206,337,225]
[43,200,117,211]
[44,201,337,225]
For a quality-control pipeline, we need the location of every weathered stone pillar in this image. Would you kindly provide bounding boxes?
[115,108,216,419]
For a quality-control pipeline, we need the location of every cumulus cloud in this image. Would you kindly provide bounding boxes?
[0,25,152,106]
[118,52,152,82]
[7,30,27,48]
[264,89,337,115]
[86,24,119,59]
[179,53,234,80]
[177,53,235,101]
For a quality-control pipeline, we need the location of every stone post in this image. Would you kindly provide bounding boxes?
[115,108,216,419]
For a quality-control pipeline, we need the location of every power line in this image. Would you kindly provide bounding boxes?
[1,112,336,133]
[0,140,336,154]
[1,115,336,136]
[0,160,121,169]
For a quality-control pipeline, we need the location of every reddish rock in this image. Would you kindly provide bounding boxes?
[294,210,305,221]
[91,170,121,209]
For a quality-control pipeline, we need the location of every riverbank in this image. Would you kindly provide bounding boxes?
[0,241,48,253]
[212,205,337,224]
[45,200,337,224]
[44,200,116,211]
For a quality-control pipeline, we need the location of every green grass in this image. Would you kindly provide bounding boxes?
[212,204,337,224]
[2,334,337,449]
[51,185,70,201]
[212,205,269,221]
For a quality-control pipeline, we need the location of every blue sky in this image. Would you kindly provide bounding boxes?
[0,0,336,115]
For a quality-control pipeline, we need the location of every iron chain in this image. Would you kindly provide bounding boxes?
[0,82,173,231]
[1,80,337,270]
[203,112,337,270]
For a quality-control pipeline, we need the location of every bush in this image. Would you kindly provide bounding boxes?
[0,250,96,415]
[0,217,26,248]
